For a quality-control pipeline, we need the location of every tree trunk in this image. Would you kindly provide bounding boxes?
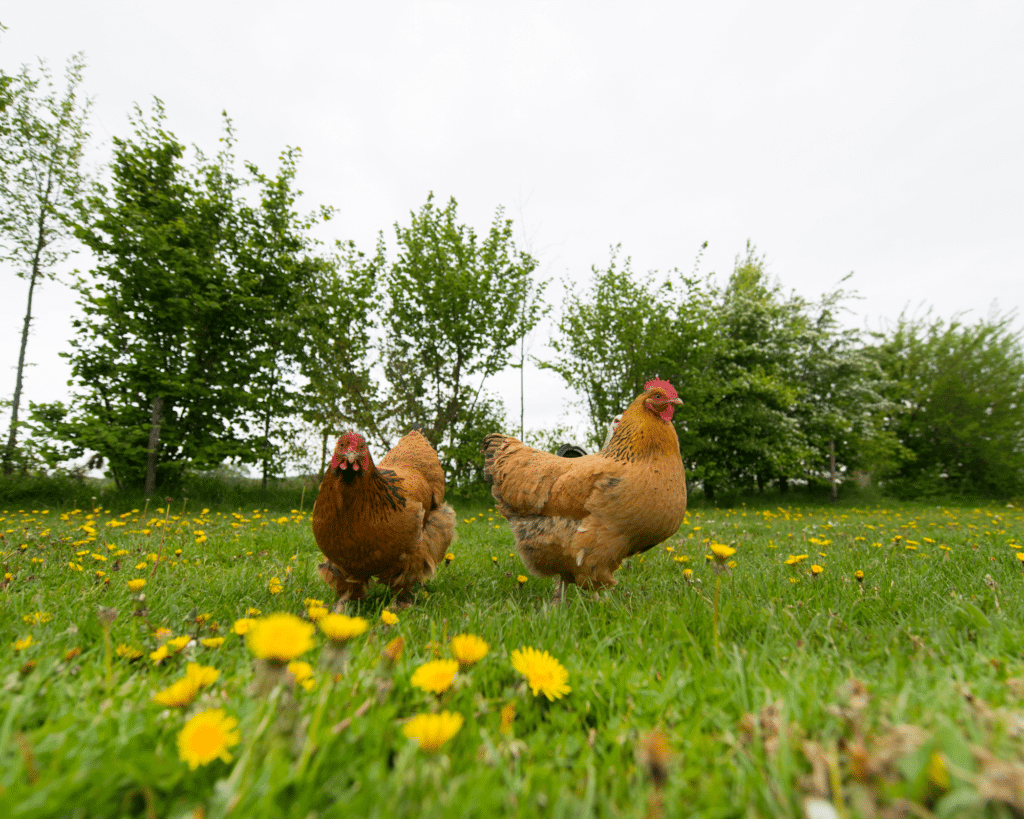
[519,330,525,440]
[829,438,838,503]
[320,429,328,477]
[778,476,789,494]
[2,215,47,476]
[144,396,164,496]
[704,481,715,501]
[261,407,270,492]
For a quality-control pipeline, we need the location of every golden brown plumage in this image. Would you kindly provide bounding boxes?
[311,430,456,602]
[482,379,687,598]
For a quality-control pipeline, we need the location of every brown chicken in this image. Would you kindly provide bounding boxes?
[311,430,456,603]
[482,379,687,600]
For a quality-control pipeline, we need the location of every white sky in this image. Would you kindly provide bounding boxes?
[2,1,1022,455]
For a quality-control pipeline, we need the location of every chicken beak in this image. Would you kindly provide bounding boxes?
[669,397,683,407]
[345,451,357,464]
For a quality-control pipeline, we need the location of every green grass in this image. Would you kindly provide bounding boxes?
[2,496,1024,818]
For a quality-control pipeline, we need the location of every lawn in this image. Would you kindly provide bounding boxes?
[2,495,1024,818]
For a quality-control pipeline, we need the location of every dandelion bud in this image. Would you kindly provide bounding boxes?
[638,729,670,789]
[381,636,405,669]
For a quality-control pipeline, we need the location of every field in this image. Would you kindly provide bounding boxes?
[2,494,1024,818]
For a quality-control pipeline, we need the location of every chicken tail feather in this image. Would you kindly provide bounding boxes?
[423,502,457,568]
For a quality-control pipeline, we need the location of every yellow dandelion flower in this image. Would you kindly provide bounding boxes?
[127,578,146,592]
[166,635,191,653]
[517,575,528,586]
[811,564,824,575]
[682,568,694,582]
[307,604,329,622]
[444,553,454,564]
[185,662,219,688]
[117,643,143,660]
[410,659,460,694]
[854,570,865,582]
[13,635,34,651]
[232,618,256,636]
[318,613,369,643]
[245,607,262,617]
[710,542,736,561]
[154,627,173,641]
[150,645,170,665]
[511,647,571,701]
[153,676,200,707]
[245,612,315,663]
[177,709,240,769]
[381,610,399,626]
[450,634,488,669]
[201,637,225,649]
[785,554,809,565]
[402,711,463,751]
[1016,552,1024,563]
[288,660,316,691]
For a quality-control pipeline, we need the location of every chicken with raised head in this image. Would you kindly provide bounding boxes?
[482,379,687,601]
[312,430,456,604]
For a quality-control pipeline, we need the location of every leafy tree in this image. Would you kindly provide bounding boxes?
[294,241,382,475]
[208,141,336,489]
[546,247,688,450]
[34,102,331,493]
[790,284,903,498]
[872,311,1024,497]
[547,242,896,500]
[379,194,546,485]
[0,53,91,475]
[685,245,810,498]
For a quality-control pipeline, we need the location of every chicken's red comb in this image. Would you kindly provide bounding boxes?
[644,378,678,399]
[339,430,365,449]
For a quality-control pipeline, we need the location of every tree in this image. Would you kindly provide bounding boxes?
[294,241,382,475]
[209,139,337,489]
[380,194,546,485]
[546,247,687,450]
[0,53,91,475]
[34,101,331,493]
[790,283,903,498]
[872,310,1024,497]
[546,241,895,500]
[683,244,810,498]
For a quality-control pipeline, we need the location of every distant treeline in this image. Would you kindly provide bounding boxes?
[2,57,1023,499]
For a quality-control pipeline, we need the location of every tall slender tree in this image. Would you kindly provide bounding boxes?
[0,53,91,475]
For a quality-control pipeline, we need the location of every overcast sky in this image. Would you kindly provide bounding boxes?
[2,1,1022,454]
